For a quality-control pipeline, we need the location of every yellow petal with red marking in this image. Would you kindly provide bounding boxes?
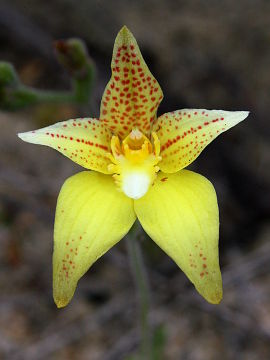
[154,109,249,173]
[18,118,112,173]
[53,171,136,308]
[134,170,222,304]
[100,26,163,138]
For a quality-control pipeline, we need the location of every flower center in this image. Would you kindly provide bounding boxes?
[107,129,161,199]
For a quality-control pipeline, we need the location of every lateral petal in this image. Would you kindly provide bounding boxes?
[134,170,222,304]
[18,118,112,173]
[53,171,136,307]
[100,26,163,138]
[154,109,249,173]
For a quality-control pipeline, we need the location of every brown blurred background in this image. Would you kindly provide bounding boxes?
[0,1,270,359]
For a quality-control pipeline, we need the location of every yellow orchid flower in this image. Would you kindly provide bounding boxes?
[18,26,249,308]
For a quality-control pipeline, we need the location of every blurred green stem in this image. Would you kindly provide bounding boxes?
[0,38,96,111]
[126,222,152,359]
[1,85,75,110]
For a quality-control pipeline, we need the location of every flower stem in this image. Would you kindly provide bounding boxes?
[0,38,96,111]
[126,222,152,359]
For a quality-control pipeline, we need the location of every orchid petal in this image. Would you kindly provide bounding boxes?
[100,26,163,138]
[154,109,249,173]
[53,171,136,307]
[134,170,222,304]
[18,118,112,173]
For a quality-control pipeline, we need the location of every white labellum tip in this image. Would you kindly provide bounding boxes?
[122,172,150,199]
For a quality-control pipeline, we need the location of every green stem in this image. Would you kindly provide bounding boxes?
[0,85,75,111]
[126,222,152,359]
[0,39,96,111]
